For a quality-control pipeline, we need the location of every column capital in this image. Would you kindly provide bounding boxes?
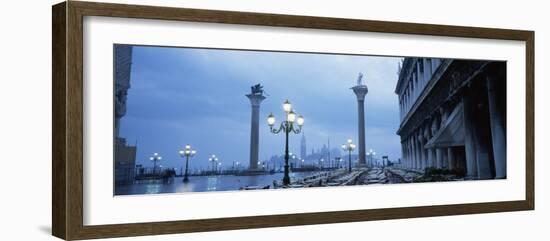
[246,93,266,106]
[351,85,368,101]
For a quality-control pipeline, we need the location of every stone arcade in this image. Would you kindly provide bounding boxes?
[395,58,506,179]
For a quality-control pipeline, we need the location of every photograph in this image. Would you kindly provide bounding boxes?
[113,44,507,195]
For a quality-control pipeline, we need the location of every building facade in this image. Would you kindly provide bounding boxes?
[395,58,506,179]
[114,45,137,185]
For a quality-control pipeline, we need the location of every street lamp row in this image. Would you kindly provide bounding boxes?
[149,144,198,183]
[149,152,162,174]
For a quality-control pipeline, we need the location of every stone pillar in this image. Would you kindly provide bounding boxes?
[408,140,413,169]
[430,115,441,169]
[462,94,478,178]
[487,75,507,178]
[408,136,415,169]
[428,148,435,168]
[410,90,413,109]
[406,143,410,169]
[473,118,493,179]
[400,142,407,167]
[414,138,419,170]
[416,58,426,93]
[423,127,430,168]
[424,59,432,81]
[352,85,369,166]
[474,82,494,179]
[474,132,493,179]
[246,93,266,170]
[441,148,448,169]
[418,132,425,170]
[416,136,422,170]
[407,138,413,169]
[447,147,455,170]
[407,142,411,169]
[410,139,415,169]
[412,134,419,169]
[435,148,444,169]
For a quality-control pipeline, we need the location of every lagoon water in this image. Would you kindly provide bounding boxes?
[115,172,318,195]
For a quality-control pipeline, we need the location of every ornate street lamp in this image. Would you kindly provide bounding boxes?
[341,139,356,173]
[208,154,219,174]
[149,152,162,174]
[267,99,304,186]
[367,149,376,166]
[179,144,196,182]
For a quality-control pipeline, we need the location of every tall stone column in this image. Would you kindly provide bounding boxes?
[246,92,266,170]
[352,83,368,166]
[487,75,507,178]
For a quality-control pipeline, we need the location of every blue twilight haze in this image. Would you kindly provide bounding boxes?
[119,46,403,170]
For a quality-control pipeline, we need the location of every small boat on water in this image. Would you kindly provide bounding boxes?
[241,185,270,190]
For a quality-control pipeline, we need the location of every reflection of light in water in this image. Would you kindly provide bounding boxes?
[207,177,218,191]
[116,172,321,195]
[176,182,196,193]
[145,184,161,194]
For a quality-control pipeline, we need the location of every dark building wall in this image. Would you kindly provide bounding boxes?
[396,58,506,180]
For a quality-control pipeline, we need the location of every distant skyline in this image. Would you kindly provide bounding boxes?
[118,45,403,170]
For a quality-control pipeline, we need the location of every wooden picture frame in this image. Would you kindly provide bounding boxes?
[52,1,534,240]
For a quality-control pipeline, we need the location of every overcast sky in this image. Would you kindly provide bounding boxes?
[118,45,403,170]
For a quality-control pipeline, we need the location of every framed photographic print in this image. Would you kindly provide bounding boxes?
[52,1,534,240]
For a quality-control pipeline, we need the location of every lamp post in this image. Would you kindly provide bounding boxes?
[341,139,356,173]
[267,99,304,186]
[150,153,162,175]
[367,149,376,166]
[209,155,218,174]
[179,144,196,182]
